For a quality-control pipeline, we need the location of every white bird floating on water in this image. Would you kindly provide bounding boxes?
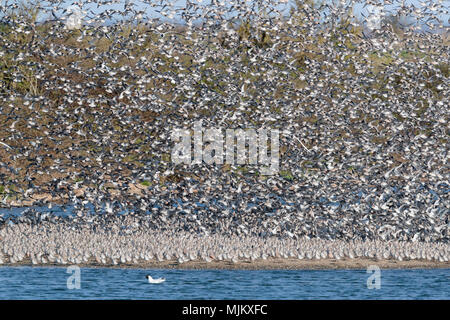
[146,275,165,284]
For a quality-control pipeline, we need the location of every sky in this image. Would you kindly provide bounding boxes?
[1,0,449,28]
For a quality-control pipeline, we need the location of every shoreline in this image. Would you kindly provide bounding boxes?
[2,223,449,270]
[1,258,449,270]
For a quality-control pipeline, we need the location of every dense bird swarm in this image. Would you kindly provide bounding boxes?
[0,0,448,251]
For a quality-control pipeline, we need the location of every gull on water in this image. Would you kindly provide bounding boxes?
[146,275,166,284]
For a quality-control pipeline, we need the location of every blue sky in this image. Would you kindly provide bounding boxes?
[2,0,449,28]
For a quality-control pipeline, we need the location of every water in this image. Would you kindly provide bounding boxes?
[0,267,448,299]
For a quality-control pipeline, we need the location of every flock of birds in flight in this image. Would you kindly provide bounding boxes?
[0,0,448,266]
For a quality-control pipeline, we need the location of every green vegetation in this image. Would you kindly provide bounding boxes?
[280,170,294,181]
[140,181,151,187]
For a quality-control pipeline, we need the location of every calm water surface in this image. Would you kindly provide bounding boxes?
[0,267,448,299]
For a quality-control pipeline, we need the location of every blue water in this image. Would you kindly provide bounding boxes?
[0,267,448,299]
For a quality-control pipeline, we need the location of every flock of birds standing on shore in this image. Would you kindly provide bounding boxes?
[0,213,448,265]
